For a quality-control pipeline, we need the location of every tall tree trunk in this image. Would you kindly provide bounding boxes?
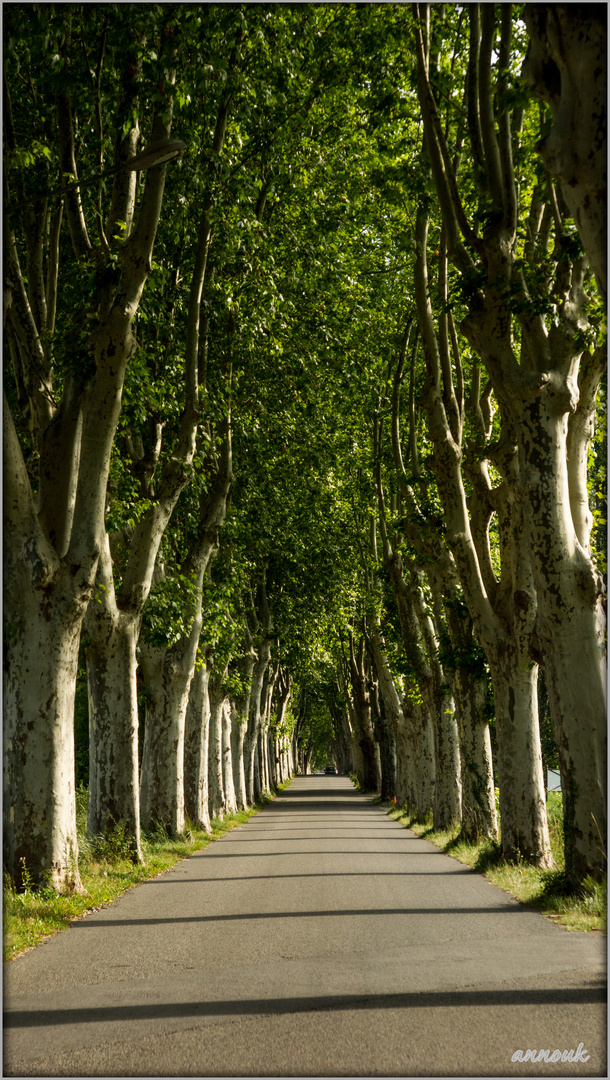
[453,663,497,842]
[184,658,211,832]
[407,696,437,821]
[3,584,84,891]
[139,620,200,835]
[85,609,142,859]
[518,393,606,881]
[230,707,248,810]
[489,655,550,864]
[244,638,271,806]
[411,573,462,829]
[208,672,227,821]
[221,700,238,815]
[413,8,601,879]
[347,635,380,793]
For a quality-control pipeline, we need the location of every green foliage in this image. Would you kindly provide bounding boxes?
[141,572,200,649]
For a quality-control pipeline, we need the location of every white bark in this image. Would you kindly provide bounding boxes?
[207,672,227,821]
[230,708,248,810]
[491,658,549,862]
[244,639,271,806]
[517,386,606,878]
[452,664,497,842]
[85,611,142,858]
[221,700,238,815]
[184,659,212,832]
[4,589,83,892]
[139,622,200,835]
[84,534,144,857]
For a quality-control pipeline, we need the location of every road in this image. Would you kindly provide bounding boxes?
[4,776,606,1077]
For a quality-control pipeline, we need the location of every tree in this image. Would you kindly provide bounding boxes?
[4,5,178,888]
[412,2,604,881]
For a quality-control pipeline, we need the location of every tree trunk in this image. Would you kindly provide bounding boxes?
[490,655,552,866]
[519,396,606,881]
[377,707,397,802]
[230,707,248,810]
[244,639,270,806]
[139,627,199,836]
[208,674,227,821]
[85,611,143,859]
[3,101,171,891]
[3,585,84,891]
[453,663,498,842]
[406,696,436,821]
[184,659,211,832]
[221,700,238,815]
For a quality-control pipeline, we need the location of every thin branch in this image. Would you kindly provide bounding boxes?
[497,5,518,237]
[478,6,504,212]
[56,93,93,260]
[412,4,482,271]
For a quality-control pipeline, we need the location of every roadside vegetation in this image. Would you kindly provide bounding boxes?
[3,782,290,962]
[387,791,606,934]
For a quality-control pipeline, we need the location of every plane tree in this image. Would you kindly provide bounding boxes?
[412,2,605,881]
[4,3,183,889]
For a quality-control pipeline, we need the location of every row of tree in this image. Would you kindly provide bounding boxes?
[4,4,606,893]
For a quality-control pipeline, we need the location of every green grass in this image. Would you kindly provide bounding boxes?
[388,790,606,934]
[4,782,291,962]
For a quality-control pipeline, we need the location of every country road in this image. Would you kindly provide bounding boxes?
[4,776,606,1077]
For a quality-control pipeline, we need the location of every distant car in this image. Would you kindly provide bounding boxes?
[324,765,338,775]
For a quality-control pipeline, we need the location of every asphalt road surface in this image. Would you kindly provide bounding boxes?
[4,776,606,1077]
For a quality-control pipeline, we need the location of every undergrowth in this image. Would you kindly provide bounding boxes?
[388,789,606,933]
[4,781,290,962]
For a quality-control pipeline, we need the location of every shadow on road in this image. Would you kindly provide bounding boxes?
[67,903,528,928]
[6,981,606,1029]
[138,869,477,884]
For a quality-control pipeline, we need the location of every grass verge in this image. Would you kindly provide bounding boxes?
[387,791,606,934]
[4,781,292,962]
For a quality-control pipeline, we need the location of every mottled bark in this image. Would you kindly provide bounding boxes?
[347,635,381,793]
[244,642,270,806]
[207,670,228,821]
[85,608,142,859]
[221,701,238,814]
[139,626,199,836]
[230,708,248,811]
[3,582,84,891]
[3,81,173,888]
[453,662,497,842]
[184,659,211,832]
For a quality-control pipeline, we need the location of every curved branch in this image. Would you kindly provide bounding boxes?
[56,93,93,260]
[412,4,482,270]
